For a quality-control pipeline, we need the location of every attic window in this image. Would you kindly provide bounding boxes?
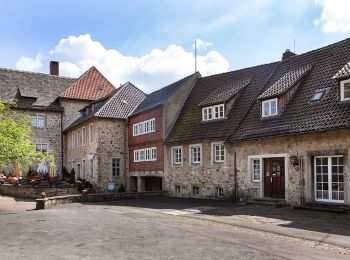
[98,85,104,91]
[202,104,224,121]
[340,79,350,101]
[262,98,277,117]
[311,89,326,101]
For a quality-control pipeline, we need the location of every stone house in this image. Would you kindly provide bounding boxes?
[64,82,145,191]
[128,73,200,192]
[0,62,76,175]
[165,38,350,207]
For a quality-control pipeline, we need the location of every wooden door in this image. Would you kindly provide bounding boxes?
[263,158,285,198]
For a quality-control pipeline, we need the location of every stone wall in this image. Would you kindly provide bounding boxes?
[65,118,128,192]
[0,184,78,199]
[19,109,63,176]
[164,141,234,199]
[234,129,350,206]
[60,98,91,129]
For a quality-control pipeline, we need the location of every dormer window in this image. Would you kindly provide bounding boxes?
[202,104,224,121]
[262,98,277,117]
[340,79,350,101]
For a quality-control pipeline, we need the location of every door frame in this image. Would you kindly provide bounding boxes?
[248,154,289,201]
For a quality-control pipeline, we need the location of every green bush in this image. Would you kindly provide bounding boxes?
[68,168,75,184]
[62,166,70,181]
[117,184,126,193]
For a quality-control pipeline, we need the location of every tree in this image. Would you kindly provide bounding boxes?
[0,101,45,172]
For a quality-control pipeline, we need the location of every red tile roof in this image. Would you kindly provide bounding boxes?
[59,66,115,101]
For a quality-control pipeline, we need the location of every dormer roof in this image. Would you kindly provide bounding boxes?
[198,78,251,107]
[258,64,312,100]
[333,61,350,80]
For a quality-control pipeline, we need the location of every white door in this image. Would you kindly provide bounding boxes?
[314,156,344,203]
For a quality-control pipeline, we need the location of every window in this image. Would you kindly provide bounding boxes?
[215,187,224,198]
[314,155,344,202]
[90,159,94,178]
[145,148,151,161]
[213,143,225,163]
[340,79,350,101]
[89,124,93,143]
[175,185,181,194]
[202,104,225,121]
[134,147,157,162]
[31,115,46,128]
[311,89,327,101]
[262,98,278,117]
[251,158,261,182]
[82,127,87,146]
[151,147,157,161]
[132,118,156,136]
[172,147,183,165]
[112,158,120,177]
[192,186,199,196]
[190,144,201,165]
[35,144,48,153]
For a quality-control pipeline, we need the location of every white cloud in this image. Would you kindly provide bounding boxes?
[16,54,43,71]
[314,0,350,33]
[194,39,213,50]
[16,34,229,93]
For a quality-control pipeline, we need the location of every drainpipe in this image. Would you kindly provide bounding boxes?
[233,147,238,200]
[60,111,64,179]
[124,118,128,190]
[299,155,304,205]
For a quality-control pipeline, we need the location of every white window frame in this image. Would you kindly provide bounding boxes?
[202,104,225,121]
[35,143,48,153]
[262,98,278,117]
[340,79,350,101]
[211,142,225,163]
[192,186,200,196]
[112,158,121,177]
[151,147,157,161]
[250,158,262,182]
[314,155,344,203]
[172,146,183,166]
[132,118,156,136]
[145,148,151,161]
[31,114,46,128]
[189,144,202,165]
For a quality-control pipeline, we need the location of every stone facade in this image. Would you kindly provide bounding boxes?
[17,109,64,176]
[164,141,235,199]
[165,129,350,206]
[234,129,350,206]
[60,98,91,129]
[65,118,128,192]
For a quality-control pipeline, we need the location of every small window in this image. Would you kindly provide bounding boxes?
[311,89,326,101]
[251,158,261,182]
[150,118,155,132]
[262,98,278,117]
[175,185,181,194]
[35,144,48,153]
[213,143,225,163]
[134,150,139,162]
[37,115,45,128]
[192,186,199,196]
[89,124,93,143]
[112,158,120,177]
[202,104,224,121]
[145,148,151,161]
[172,147,183,165]
[139,149,145,161]
[190,145,201,164]
[215,187,224,198]
[340,79,350,101]
[151,147,157,161]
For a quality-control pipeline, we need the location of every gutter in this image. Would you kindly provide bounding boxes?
[61,112,64,178]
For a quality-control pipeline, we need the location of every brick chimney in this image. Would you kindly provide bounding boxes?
[50,61,59,76]
[282,49,296,61]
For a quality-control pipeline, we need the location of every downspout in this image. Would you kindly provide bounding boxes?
[60,111,64,178]
[234,147,238,200]
[299,155,304,205]
[124,118,128,190]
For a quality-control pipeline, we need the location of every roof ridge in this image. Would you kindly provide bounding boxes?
[0,67,76,80]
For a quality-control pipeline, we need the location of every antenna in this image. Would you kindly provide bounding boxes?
[194,39,197,72]
[293,37,296,53]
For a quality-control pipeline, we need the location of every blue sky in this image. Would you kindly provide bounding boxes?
[0,0,349,92]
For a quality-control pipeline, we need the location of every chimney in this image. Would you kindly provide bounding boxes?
[282,49,296,61]
[50,61,59,76]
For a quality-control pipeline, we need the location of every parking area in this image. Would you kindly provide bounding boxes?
[1,196,350,259]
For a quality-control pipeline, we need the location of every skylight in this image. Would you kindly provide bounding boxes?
[311,88,328,101]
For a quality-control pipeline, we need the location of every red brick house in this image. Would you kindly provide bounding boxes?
[128,73,200,191]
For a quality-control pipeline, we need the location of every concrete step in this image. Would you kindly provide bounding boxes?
[247,198,289,208]
[294,203,350,214]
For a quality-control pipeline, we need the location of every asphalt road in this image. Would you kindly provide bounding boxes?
[0,197,348,260]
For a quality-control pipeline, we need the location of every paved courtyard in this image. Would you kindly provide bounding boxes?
[0,196,350,259]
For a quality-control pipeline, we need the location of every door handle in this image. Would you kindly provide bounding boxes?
[270,177,272,183]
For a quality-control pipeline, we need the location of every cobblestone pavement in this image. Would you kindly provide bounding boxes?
[0,196,349,259]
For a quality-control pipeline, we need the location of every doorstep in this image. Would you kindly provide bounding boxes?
[294,202,350,214]
[247,197,289,208]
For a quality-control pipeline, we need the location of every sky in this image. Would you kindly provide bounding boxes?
[0,0,349,93]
